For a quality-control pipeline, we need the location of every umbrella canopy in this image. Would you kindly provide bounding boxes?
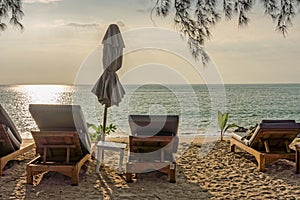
[91,24,125,140]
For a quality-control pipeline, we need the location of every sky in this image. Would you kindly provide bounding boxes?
[1,0,300,85]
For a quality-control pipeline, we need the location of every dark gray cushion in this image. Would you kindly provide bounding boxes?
[247,120,300,148]
[0,104,22,144]
[6,126,21,150]
[29,104,91,154]
[128,115,179,136]
[260,121,299,129]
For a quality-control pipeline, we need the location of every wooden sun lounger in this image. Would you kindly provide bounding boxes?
[126,115,179,183]
[126,135,177,183]
[26,131,91,186]
[0,124,34,175]
[230,120,300,171]
[0,104,35,176]
[27,104,92,186]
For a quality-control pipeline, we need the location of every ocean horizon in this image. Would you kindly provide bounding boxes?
[1,83,300,138]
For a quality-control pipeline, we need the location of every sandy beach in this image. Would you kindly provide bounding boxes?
[1,137,300,199]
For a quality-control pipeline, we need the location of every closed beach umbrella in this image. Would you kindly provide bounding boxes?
[91,24,125,141]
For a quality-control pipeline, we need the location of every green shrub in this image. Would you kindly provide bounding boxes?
[87,123,117,141]
[218,111,239,141]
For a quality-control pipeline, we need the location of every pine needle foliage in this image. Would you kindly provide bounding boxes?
[153,0,300,65]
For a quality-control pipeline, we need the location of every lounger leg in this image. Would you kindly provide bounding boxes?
[296,149,300,174]
[230,143,236,152]
[71,169,79,186]
[26,165,33,184]
[118,149,125,174]
[125,162,133,183]
[257,154,266,172]
[0,159,3,176]
[96,146,101,173]
[169,170,176,183]
[125,172,133,183]
[0,159,8,176]
[169,162,176,183]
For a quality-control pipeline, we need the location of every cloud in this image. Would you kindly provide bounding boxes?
[53,20,126,30]
[136,9,147,13]
[64,22,100,28]
[23,0,62,4]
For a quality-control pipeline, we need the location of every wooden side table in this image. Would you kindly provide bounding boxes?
[96,141,127,174]
[295,144,300,174]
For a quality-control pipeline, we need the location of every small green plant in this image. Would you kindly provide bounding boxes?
[218,111,239,141]
[87,123,117,141]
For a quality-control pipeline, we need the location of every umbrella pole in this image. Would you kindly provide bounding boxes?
[102,105,108,141]
[100,105,108,165]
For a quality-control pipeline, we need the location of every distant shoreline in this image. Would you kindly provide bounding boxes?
[1,83,300,87]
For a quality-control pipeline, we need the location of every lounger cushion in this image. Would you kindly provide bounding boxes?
[261,120,296,124]
[6,126,21,150]
[29,104,91,154]
[0,104,22,144]
[128,115,179,157]
[232,120,300,151]
[0,125,15,157]
[128,115,179,136]
[248,120,300,146]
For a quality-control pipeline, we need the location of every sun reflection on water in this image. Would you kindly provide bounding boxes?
[1,85,75,137]
[16,85,73,104]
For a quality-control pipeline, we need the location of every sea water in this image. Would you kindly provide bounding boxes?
[1,84,300,138]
